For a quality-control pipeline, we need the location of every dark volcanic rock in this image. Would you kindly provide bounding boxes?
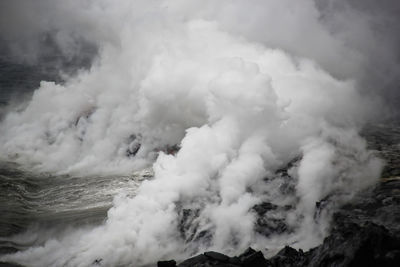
[176,248,270,267]
[157,260,177,267]
[240,250,270,267]
[204,251,230,262]
[269,246,307,267]
[173,177,400,267]
[173,216,400,266]
[254,217,288,237]
[267,177,400,267]
[336,177,400,236]
[177,254,209,267]
[252,203,278,216]
[305,220,400,267]
[237,247,256,261]
[362,123,400,178]
[171,123,400,267]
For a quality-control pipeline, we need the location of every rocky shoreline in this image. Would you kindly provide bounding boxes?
[158,124,400,267]
[158,177,400,267]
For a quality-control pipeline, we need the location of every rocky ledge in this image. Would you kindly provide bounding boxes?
[158,178,400,267]
[158,123,400,267]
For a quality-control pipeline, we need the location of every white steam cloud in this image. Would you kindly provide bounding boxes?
[0,0,387,266]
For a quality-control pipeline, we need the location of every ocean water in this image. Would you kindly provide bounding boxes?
[0,161,150,256]
[0,55,123,257]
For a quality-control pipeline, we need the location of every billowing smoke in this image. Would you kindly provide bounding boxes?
[0,0,392,266]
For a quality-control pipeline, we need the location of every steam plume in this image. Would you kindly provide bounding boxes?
[0,0,392,266]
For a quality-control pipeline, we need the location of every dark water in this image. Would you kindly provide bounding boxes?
[0,51,129,257]
[0,161,149,257]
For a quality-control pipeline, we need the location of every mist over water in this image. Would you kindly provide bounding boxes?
[0,0,397,266]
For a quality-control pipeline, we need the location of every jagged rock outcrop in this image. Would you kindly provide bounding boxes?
[158,248,270,267]
[159,177,400,267]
